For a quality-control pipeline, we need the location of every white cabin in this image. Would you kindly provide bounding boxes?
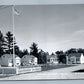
[21,55,37,66]
[0,54,21,67]
[47,55,58,64]
[66,53,84,64]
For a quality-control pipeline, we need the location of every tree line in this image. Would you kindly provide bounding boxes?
[0,30,84,64]
[0,30,48,64]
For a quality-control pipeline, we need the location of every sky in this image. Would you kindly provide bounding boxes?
[0,0,84,5]
[0,6,13,34]
[0,5,84,54]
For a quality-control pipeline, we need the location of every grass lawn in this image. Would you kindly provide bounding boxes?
[41,64,76,71]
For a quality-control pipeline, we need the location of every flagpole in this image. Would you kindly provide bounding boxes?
[12,5,15,67]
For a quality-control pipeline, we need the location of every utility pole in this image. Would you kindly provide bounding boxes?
[12,5,15,67]
[12,5,20,67]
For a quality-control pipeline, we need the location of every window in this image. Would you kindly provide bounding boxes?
[17,63,19,65]
[53,59,54,61]
[76,57,80,61]
[55,59,57,61]
[31,59,34,63]
[68,58,70,61]
[50,58,53,61]
[47,59,50,62]
[9,59,13,63]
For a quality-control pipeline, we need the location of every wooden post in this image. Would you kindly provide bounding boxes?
[66,56,68,65]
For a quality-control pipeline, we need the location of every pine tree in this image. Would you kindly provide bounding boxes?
[22,49,29,56]
[0,30,5,56]
[30,42,39,63]
[30,42,39,57]
[4,31,16,54]
[38,49,48,64]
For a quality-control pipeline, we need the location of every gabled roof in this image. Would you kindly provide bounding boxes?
[47,55,57,59]
[68,53,83,57]
[22,55,37,59]
[1,54,19,58]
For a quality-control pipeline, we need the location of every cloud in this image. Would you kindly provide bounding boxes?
[61,40,72,44]
[68,29,84,41]
[74,29,84,35]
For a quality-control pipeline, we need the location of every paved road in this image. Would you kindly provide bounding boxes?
[0,64,84,80]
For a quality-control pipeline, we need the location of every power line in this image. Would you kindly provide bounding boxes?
[0,5,12,11]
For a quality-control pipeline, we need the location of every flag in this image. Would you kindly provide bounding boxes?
[14,8,20,15]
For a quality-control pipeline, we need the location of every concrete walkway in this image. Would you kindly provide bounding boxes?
[0,64,84,80]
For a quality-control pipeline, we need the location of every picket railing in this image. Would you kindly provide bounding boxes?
[0,66,41,75]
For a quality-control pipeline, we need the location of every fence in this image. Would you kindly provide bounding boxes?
[18,66,41,74]
[0,67,18,74]
[0,66,41,75]
[0,64,77,75]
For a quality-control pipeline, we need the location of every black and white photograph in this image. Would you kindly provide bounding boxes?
[0,4,84,80]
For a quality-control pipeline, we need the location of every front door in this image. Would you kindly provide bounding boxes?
[70,57,76,64]
[8,59,13,67]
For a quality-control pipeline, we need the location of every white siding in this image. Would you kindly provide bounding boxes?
[80,54,84,64]
[34,58,37,65]
[15,57,21,66]
[47,57,58,64]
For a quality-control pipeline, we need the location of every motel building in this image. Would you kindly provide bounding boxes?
[46,55,58,64]
[66,53,84,64]
[0,54,21,67]
[21,55,38,66]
